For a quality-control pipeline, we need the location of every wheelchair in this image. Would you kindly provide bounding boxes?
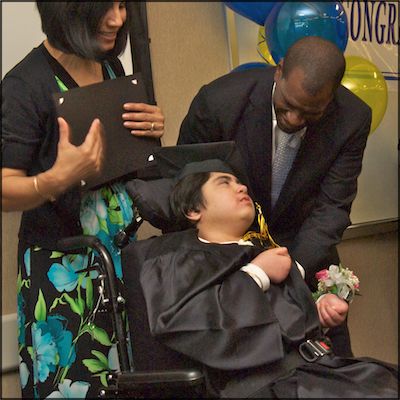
[56,175,207,399]
[54,170,399,399]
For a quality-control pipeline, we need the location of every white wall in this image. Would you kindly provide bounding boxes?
[2,2,44,78]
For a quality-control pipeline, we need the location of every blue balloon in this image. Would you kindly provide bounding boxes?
[265,2,348,64]
[224,2,276,26]
[231,62,268,73]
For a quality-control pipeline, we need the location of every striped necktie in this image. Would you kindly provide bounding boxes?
[271,132,301,209]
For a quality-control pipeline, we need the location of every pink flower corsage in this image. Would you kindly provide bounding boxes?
[313,264,360,303]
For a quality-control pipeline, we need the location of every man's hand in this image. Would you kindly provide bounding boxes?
[316,293,349,328]
[251,247,292,283]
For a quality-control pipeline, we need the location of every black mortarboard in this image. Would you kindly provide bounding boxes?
[153,141,252,192]
[127,141,278,245]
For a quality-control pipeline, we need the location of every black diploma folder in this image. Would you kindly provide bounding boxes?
[53,73,161,189]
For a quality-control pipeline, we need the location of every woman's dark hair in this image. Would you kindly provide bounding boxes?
[36,1,130,60]
[170,172,210,229]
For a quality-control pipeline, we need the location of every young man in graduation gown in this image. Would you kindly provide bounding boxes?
[178,36,373,357]
[122,143,398,398]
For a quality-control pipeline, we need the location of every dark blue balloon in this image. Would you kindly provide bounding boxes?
[224,2,276,26]
[231,62,268,73]
[265,2,348,64]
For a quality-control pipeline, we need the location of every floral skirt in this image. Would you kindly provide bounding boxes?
[18,183,135,398]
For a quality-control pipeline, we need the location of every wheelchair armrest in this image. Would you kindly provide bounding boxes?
[101,369,206,398]
[56,235,99,252]
[116,369,204,388]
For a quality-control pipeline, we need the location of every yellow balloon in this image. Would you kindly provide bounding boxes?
[257,26,276,66]
[341,56,388,134]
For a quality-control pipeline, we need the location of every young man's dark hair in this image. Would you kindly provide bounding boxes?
[36,1,130,60]
[170,172,210,229]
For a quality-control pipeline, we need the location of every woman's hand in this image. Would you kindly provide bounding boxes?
[122,102,164,138]
[316,293,349,328]
[48,117,105,191]
[1,117,104,212]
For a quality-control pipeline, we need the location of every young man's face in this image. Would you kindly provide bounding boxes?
[189,172,255,235]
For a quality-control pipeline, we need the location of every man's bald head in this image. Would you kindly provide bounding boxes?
[281,36,345,96]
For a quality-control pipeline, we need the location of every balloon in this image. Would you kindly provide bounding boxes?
[341,56,388,134]
[257,26,276,66]
[224,2,275,26]
[231,62,268,73]
[265,2,348,64]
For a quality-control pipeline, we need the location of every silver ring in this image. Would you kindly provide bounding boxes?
[80,180,86,187]
[150,122,155,132]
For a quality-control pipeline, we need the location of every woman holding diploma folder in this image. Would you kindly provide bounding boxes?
[2,2,164,398]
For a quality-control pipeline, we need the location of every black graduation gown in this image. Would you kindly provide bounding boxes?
[122,229,398,398]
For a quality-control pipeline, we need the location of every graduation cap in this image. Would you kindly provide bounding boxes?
[151,141,279,247]
[153,141,252,192]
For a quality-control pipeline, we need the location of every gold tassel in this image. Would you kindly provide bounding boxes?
[242,202,280,248]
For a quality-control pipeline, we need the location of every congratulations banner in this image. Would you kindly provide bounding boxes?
[342,0,399,82]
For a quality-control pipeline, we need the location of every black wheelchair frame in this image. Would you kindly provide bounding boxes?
[56,213,206,398]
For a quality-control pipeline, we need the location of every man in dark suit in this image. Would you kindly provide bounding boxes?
[178,36,372,356]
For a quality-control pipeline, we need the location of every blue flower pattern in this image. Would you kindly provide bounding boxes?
[47,254,98,293]
[24,248,31,277]
[81,183,134,279]
[18,184,135,397]
[46,379,90,398]
[38,316,76,368]
[80,207,101,235]
[31,323,58,383]
[19,356,30,390]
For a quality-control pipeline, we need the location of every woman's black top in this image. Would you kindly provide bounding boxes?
[2,43,125,248]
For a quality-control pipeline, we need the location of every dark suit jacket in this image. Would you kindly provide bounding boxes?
[178,67,371,289]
